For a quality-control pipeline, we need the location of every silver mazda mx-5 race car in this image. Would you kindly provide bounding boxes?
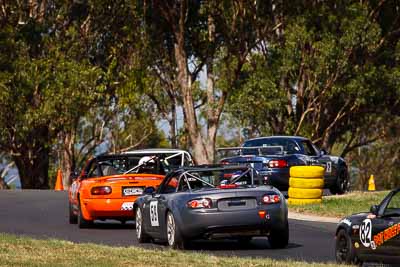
[133,165,288,249]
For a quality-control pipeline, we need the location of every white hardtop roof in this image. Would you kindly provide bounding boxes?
[121,148,190,155]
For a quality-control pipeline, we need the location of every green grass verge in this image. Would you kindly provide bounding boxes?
[0,233,345,267]
[289,191,389,218]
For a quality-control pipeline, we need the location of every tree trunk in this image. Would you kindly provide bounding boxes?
[13,143,50,189]
[173,1,208,164]
[205,14,217,162]
[61,131,76,188]
[169,100,178,148]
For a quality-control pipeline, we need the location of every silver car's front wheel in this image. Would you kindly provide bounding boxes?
[136,207,150,243]
[166,211,185,249]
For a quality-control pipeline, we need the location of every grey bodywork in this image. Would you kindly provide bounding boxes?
[134,166,288,242]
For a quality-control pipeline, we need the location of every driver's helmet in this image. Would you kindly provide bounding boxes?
[139,156,156,166]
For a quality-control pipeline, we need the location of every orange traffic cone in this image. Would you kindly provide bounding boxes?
[368,174,376,191]
[55,169,64,191]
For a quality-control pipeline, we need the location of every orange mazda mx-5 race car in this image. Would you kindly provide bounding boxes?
[68,149,193,228]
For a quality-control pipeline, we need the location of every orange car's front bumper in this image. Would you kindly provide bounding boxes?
[81,197,138,220]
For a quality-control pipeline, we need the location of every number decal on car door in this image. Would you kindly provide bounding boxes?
[150,201,159,227]
[360,219,372,247]
[325,162,332,174]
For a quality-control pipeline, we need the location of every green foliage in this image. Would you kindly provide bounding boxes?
[225,1,400,152]
[1,0,400,188]
[226,53,292,136]
[0,1,127,187]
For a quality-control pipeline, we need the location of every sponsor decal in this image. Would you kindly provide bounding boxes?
[352,225,360,230]
[360,219,372,248]
[150,201,159,227]
[121,202,134,211]
[340,218,352,226]
[354,242,359,248]
[372,222,400,249]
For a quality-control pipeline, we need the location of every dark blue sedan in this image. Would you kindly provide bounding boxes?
[218,136,349,194]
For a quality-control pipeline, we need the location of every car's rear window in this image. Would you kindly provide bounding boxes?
[178,168,257,191]
[243,138,300,155]
[97,153,191,176]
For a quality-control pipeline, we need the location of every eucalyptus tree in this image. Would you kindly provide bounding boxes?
[226,0,400,155]
[138,0,272,163]
[0,1,105,188]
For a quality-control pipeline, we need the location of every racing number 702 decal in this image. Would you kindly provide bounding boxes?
[150,201,159,227]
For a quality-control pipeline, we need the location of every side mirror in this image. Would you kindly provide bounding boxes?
[143,186,155,195]
[370,204,379,215]
[320,149,327,156]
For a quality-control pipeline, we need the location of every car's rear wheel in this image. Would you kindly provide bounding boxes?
[136,207,150,243]
[335,229,360,265]
[166,211,185,249]
[78,198,93,229]
[269,221,289,249]
[69,202,77,224]
[330,169,349,195]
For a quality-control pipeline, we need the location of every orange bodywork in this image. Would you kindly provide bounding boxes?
[68,173,164,221]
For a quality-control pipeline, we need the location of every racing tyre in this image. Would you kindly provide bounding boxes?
[289,177,324,189]
[335,229,361,265]
[166,211,185,249]
[78,198,93,229]
[289,166,324,178]
[269,221,289,249]
[135,208,150,243]
[288,188,323,199]
[329,169,349,195]
[288,198,322,205]
[69,202,78,224]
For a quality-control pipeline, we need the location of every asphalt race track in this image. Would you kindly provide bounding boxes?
[0,190,337,263]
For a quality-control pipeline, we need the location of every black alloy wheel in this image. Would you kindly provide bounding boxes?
[335,229,360,265]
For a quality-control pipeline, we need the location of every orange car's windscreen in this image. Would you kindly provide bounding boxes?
[97,156,162,176]
[94,153,191,177]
